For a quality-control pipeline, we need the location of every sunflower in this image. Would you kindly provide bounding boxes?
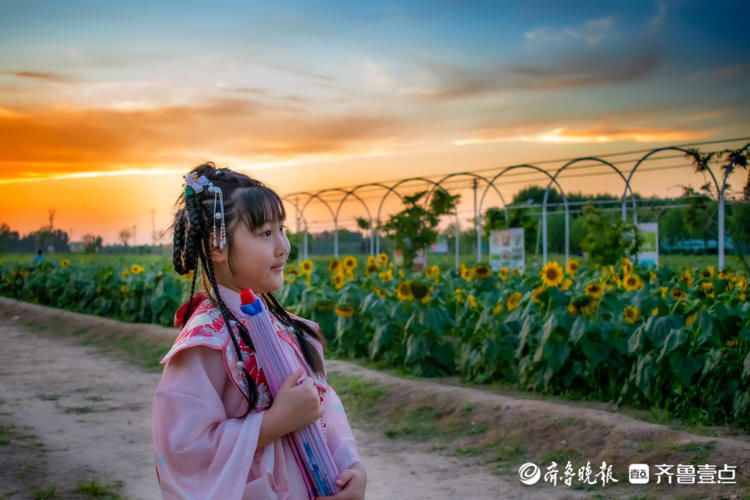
[651,307,659,316]
[659,286,668,299]
[334,305,355,318]
[473,264,491,280]
[566,259,579,277]
[343,255,358,271]
[584,282,602,299]
[285,274,296,283]
[623,306,639,324]
[120,284,127,293]
[736,277,748,292]
[718,271,731,281]
[424,266,434,279]
[367,255,377,267]
[568,295,597,315]
[398,269,405,278]
[397,281,413,301]
[701,281,714,292]
[679,271,693,287]
[60,259,70,268]
[300,260,314,274]
[623,274,643,291]
[410,282,429,300]
[121,271,130,279]
[621,257,633,275]
[285,268,300,277]
[344,270,355,282]
[700,266,715,280]
[506,291,522,311]
[373,286,386,298]
[541,261,564,288]
[498,266,509,280]
[455,288,466,304]
[365,263,379,275]
[377,252,389,267]
[670,288,686,301]
[531,285,545,303]
[648,270,657,282]
[686,313,697,326]
[420,286,435,305]
[379,269,393,281]
[332,274,345,290]
[560,278,573,291]
[468,294,478,308]
[315,300,335,311]
[328,258,341,273]
[429,265,440,282]
[460,267,473,281]
[130,264,145,274]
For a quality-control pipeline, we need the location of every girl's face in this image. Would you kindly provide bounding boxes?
[211,218,290,294]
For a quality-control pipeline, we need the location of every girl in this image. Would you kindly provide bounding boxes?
[152,163,366,499]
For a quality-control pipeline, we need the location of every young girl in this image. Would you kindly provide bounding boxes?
[152,163,366,499]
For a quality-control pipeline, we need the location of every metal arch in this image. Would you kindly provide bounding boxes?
[424,172,509,263]
[338,182,406,257]
[548,156,638,223]
[298,188,372,258]
[332,186,377,256]
[622,146,721,224]
[717,142,750,269]
[484,164,571,265]
[295,191,339,257]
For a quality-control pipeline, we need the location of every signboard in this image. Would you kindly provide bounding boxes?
[489,228,524,272]
[636,222,658,267]
[430,236,449,254]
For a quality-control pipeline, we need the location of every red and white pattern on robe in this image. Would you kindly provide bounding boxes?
[161,293,328,434]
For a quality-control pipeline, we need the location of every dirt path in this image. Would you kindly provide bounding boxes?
[0,314,561,500]
[1,297,748,499]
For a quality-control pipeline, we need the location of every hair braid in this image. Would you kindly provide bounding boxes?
[172,210,188,275]
[200,233,259,414]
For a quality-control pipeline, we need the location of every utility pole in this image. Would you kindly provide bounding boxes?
[48,209,56,230]
[132,225,137,247]
[151,209,156,246]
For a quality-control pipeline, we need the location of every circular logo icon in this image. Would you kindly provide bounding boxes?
[518,462,541,485]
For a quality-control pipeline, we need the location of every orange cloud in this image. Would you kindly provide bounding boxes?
[0,98,407,182]
[3,70,81,83]
[454,126,711,145]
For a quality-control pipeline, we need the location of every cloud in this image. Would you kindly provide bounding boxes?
[0,97,407,182]
[647,1,667,32]
[2,70,81,83]
[688,64,745,81]
[409,50,660,100]
[454,126,710,145]
[525,16,615,48]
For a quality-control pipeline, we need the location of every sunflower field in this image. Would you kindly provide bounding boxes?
[1,253,749,428]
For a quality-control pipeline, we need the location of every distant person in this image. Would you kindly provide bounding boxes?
[151,162,365,499]
[33,249,43,262]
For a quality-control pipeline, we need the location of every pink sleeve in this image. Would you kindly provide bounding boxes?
[324,384,361,472]
[152,346,279,499]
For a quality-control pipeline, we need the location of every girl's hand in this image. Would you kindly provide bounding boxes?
[316,462,366,500]
[268,368,323,435]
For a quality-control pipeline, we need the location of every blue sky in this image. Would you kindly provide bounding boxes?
[0,0,748,241]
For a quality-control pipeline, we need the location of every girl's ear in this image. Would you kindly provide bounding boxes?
[210,243,228,263]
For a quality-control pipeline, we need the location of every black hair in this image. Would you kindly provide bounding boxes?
[170,162,326,415]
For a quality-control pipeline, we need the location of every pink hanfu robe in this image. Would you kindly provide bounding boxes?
[152,285,360,499]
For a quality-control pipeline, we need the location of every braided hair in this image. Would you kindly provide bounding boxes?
[170,162,326,415]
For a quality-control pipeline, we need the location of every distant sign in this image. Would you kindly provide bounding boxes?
[489,228,524,272]
[430,236,449,253]
[636,223,659,267]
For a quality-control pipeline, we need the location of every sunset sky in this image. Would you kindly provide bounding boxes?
[1,0,749,244]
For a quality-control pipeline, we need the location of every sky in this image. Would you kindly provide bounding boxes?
[0,0,749,244]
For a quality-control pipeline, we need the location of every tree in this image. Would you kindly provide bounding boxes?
[382,189,460,268]
[580,203,641,265]
[119,228,132,247]
[82,234,103,254]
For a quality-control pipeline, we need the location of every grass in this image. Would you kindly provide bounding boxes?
[74,479,124,499]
